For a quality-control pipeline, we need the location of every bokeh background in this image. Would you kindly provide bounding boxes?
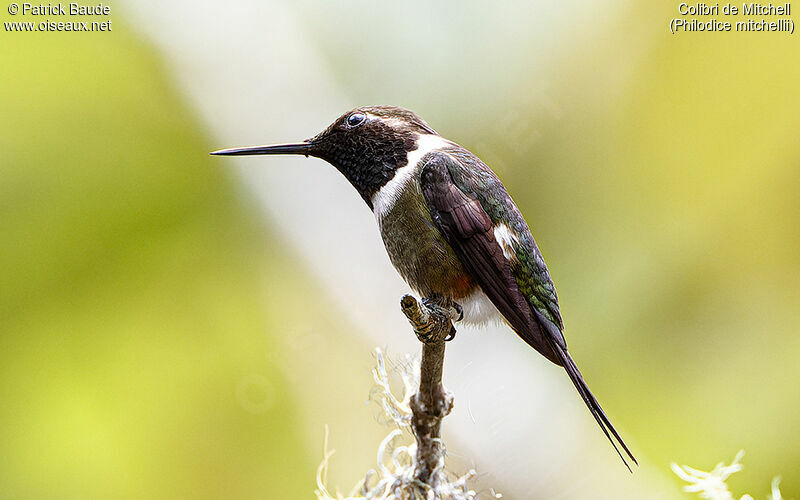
[2,1,798,498]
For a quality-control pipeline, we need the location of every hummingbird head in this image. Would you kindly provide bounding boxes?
[211,105,438,206]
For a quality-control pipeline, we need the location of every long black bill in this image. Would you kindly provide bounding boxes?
[210,142,313,157]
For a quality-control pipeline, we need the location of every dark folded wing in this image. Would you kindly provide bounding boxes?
[420,151,637,470]
[420,153,560,363]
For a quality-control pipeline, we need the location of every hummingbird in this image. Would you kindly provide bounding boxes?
[211,105,637,470]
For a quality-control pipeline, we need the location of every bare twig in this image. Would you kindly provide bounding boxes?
[400,294,457,487]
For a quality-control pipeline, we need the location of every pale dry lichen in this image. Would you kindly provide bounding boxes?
[315,352,789,500]
[314,348,500,500]
[672,450,783,500]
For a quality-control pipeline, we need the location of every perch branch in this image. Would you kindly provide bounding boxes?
[400,294,457,487]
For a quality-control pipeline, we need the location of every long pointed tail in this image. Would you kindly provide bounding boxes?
[553,342,638,471]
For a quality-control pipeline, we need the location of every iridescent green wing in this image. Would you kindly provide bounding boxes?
[437,148,564,332]
[420,150,563,363]
[421,149,637,471]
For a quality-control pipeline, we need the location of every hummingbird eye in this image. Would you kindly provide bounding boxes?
[346,112,366,128]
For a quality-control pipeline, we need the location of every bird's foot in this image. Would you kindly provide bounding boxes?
[401,295,448,344]
[418,295,461,342]
[422,295,463,323]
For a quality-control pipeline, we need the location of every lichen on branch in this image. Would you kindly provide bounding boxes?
[314,294,500,500]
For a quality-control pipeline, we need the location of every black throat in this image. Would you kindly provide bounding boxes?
[312,124,418,207]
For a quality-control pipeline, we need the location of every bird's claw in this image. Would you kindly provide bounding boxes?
[422,296,463,323]
[451,302,464,322]
[418,295,461,342]
[421,296,438,311]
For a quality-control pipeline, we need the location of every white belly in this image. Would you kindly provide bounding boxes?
[459,289,503,327]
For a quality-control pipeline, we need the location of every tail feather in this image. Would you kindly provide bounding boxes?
[553,342,638,472]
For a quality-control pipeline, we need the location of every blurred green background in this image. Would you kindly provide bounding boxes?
[2,1,798,498]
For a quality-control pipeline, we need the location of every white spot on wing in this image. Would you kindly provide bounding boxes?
[372,134,452,218]
[493,223,520,263]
